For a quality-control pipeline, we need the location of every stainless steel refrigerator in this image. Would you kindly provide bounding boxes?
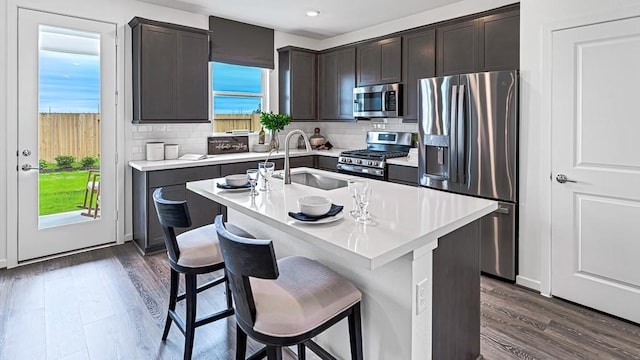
[418,70,518,281]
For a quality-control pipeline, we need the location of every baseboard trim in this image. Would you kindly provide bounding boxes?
[516,275,541,292]
[0,259,6,269]
[124,233,133,242]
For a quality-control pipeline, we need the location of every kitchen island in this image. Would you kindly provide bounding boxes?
[187,168,496,360]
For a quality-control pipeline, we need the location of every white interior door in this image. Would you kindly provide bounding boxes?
[551,16,640,323]
[17,8,117,261]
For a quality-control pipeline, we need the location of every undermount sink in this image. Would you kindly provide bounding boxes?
[273,171,348,191]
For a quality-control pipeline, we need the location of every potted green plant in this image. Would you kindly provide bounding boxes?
[260,112,291,150]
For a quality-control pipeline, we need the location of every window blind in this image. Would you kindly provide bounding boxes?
[209,16,274,69]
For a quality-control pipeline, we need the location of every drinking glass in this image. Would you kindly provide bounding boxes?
[354,182,372,224]
[347,178,367,218]
[258,162,275,191]
[246,169,259,196]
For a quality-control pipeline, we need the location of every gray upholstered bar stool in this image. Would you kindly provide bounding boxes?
[214,215,364,360]
[153,188,253,360]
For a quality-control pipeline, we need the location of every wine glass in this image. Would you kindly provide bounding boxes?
[354,180,372,224]
[348,178,368,219]
[258,161,275,191]
[246,169,259,196]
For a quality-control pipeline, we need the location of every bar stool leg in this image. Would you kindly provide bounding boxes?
[235,323,247,360]
[184,274,198,360]
[266,346,282,360]
[297,343,306,360]
[163,269,179,340]
[348,303,364,360]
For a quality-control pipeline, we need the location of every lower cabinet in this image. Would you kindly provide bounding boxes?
[316,156,338,172]
[388,164,418,186]
[132,165,221,254]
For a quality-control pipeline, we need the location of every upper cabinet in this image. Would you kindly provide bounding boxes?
[402,29,436,122]
[319,48,356,121]
[478,10,520,71]
[129,17,210,124]
[436,19,479,76]
[278,47,317,121]
[436,7,520,76]
[357,37,402,86]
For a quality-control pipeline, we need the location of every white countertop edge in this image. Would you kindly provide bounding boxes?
[130,148,344,171]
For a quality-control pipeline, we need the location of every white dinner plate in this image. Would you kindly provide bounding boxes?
[289,211,344,225]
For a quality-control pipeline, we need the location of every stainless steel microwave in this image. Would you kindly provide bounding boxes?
[353,83,402,118]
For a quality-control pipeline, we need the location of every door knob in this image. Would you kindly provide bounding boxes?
[22,149,31,156]
[21,164,40,172]
[556,174,577,184]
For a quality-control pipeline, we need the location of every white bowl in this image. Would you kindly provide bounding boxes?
[225,174,249,187]
[297,196,332,217]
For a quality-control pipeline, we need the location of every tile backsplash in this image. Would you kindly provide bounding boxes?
[128,120,419,161]
[129,123,212,161]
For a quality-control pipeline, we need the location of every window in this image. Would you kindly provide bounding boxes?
[211,62,267,132]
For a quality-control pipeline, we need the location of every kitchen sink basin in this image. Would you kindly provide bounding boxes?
[273,171,348,191]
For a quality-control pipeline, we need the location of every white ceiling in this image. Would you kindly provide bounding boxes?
[138,0,463,39]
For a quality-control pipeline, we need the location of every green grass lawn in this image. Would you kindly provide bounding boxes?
[39,170,93,216]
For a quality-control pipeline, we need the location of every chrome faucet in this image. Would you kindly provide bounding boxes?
[284,129,312,184]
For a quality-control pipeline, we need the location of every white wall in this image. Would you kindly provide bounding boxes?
[518,0,640,293]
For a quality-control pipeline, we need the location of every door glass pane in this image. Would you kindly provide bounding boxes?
[38,25,101,228]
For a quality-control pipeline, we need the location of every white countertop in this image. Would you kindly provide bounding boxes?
[187,167,496,270]
[129,148,344,171]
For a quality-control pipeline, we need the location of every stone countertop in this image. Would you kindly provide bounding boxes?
[129,147,419,171]
[187,167,496,270]
[129,148,344,171]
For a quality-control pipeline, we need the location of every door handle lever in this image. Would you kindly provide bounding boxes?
[21,164,40,172]
[556,174,577,184]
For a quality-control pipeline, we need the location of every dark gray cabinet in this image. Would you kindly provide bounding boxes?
[388,164,418,186]
[436,6,520,76]
[132,165,221,254]
[278,47,317,120]
[357,37,402,86]
[129,17,210,124]
[402,29,435,122]
[316,156,338,172]
[436,19,479,76]
[319,48,356,121]
[478,10,520,71]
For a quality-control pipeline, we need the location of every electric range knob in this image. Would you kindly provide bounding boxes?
[356,159,362,165]
[372,161,379,167]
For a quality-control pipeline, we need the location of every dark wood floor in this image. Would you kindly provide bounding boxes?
[0,243,638,360]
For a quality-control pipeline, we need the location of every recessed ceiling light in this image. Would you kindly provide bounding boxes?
[306,10,320,17]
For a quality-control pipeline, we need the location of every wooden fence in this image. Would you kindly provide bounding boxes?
[38,113,100,163]
[213,113,261,133]
[38,112,260,162]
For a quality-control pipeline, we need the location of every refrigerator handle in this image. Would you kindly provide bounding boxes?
[457,84,466,184]
[449,85,458,183]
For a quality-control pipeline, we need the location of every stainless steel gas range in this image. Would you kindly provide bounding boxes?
[337,131,412,180]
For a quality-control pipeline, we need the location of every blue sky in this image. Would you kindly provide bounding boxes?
[212,62,262,114]
[39,50,100,113]
[39,53,262,115]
